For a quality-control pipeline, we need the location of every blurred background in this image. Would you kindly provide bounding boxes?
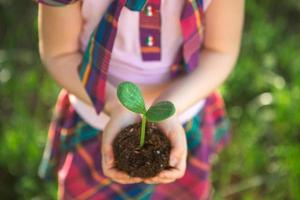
[0,0,299,199]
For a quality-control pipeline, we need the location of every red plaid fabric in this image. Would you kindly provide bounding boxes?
[36,0,232,199]
[39,89,230,199]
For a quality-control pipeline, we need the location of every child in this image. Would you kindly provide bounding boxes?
[37,0,244,199]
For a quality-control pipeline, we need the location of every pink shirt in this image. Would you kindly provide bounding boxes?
[70,0,212,130]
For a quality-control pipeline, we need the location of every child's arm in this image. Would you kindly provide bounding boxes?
[140,0,245,185]
[155,0,245,114]
[38,3,119,115]
[39,4,150,184]
[38,3,90,103]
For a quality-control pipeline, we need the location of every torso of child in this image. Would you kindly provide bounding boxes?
[69,0,212,130]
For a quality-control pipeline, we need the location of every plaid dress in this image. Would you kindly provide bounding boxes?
[37,0,231,199]
[40,89,230,199]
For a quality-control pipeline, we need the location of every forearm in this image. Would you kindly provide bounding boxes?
[42,52,120,115]
[155,48,239,115]
[42,52,93,105]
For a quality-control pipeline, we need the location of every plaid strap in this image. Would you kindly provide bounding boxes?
[171,0,205,76]
[181,0,205,70]
[77,0,148,115]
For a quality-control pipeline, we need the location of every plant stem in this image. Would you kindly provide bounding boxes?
[140,114,147,147]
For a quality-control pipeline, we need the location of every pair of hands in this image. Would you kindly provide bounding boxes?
[101,106,188,184]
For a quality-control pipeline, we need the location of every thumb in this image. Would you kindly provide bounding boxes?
[167,126,187,168]
[169,149,182,167]
[102,144,114,167]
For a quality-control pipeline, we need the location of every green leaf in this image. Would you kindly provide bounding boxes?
[146,101,176,122]
[117,81,146,114]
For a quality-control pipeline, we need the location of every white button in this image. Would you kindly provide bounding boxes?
[146,36,154,46]
[146,5,153,16]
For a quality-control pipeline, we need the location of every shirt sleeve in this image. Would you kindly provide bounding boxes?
[36,0,79,7]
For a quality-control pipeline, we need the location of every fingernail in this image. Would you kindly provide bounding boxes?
[170,158,178,167]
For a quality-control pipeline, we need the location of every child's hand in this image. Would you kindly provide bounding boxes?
[102,104,187,184]
[101,107,143,184]
[144,116,188,184]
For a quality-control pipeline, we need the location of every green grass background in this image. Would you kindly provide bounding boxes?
[0,0,299,199]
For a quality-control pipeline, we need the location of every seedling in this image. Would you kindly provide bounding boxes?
[117,81,175,147]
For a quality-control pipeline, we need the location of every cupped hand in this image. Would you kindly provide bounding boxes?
[101,106,143,184]
[144,115,188,184]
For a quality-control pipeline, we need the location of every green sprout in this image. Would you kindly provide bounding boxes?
[117,81,176,147]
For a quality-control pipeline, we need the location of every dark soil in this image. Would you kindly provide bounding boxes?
[112,122,171,178]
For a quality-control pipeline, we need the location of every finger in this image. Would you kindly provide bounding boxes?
[144,174,177,184]
[101,120,122,168]
[157,120,187,165]
[101,151,142,184]
[112,176,143,184]
[115,179,142,184]
[168,128,187,167]
[158,164,186,180]
[102,120,120,146]
[112,175,143,184]
[144,162,186,184]
[101,137,117,169]
[144,178,176,184]
[103,167,143,184]
[158,155,187,180]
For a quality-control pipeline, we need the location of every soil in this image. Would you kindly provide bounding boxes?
[112,122,171,178]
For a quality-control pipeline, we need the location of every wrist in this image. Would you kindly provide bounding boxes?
[103,81,124,116]
[104,99,124,117]
[104,99,139,121]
